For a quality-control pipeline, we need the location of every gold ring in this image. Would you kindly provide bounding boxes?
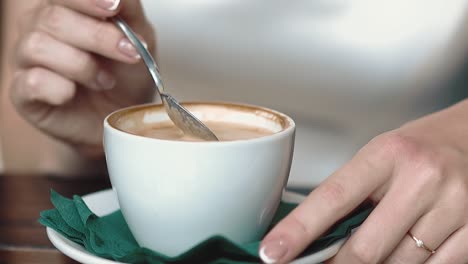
[408,232,436,254]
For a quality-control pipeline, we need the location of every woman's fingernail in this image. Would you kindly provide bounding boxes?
[259,240,288,264]
[96,0,120,11]
[97,71,116,90]
[118,38,141,59]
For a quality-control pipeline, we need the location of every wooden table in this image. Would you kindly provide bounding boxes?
[0,174,111,264]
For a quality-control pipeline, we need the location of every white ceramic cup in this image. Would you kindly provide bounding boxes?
[103,102,295,257]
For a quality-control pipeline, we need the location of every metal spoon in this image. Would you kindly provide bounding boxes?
[112,16,219,141]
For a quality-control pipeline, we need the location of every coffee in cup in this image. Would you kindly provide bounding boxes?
[120,120,275,142]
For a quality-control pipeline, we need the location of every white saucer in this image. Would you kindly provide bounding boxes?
[46,189,347,264]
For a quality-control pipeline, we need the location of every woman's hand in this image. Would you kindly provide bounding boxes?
[11,0,156,158]
[260,99,468,264]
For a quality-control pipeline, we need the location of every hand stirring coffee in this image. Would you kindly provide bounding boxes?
[112,16,219,141]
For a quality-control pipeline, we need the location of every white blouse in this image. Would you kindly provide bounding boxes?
[141,0,468,187]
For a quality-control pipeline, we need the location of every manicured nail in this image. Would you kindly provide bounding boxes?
[96,0,120,11]
[96,71,116,90]
[259,240,288,264]
[118,38,141,59]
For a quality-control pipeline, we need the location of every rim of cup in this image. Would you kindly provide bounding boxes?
[104,101,296,145]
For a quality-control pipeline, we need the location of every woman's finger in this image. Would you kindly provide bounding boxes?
[11,68,76,111]
[35,5,142,63]
[383,201,464,263]
[331,148,452,264]
[50,0,148,26]
[425,225,468,264]
[17,31,115,91]
[49,0,122,17]
[328,178,425,263]
[259,138,395,263]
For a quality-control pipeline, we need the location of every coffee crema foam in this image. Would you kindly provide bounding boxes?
[110,103,291,142]
[127,121,274,142]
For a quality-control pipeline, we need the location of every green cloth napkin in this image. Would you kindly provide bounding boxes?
[39,190,372,264]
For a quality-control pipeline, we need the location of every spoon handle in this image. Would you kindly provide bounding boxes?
[112,16,165,93]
